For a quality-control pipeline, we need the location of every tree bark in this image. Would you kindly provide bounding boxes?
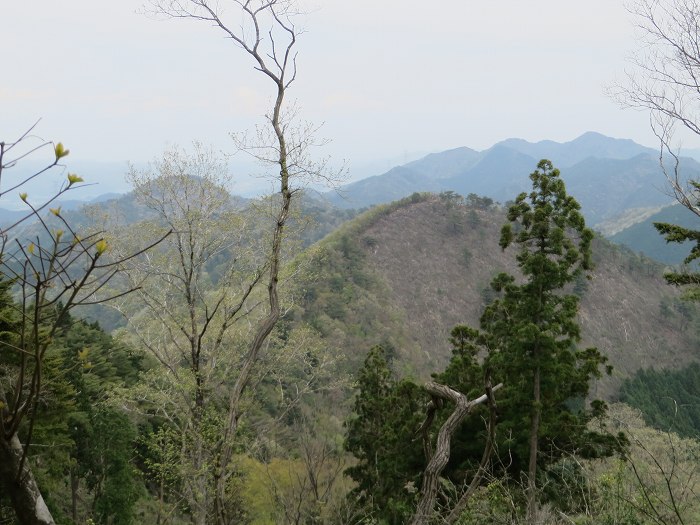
[70,467,78,524]
[445,380,499,524]
[410,381,502,525]
[526,365,541,524]
[0,433,55,525]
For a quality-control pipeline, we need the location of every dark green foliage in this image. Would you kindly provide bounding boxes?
[439,191,464,209]
[0,290,144,524]
[344,345,425,524]
[490,160,616,456]
[301,232,372,326]
[0,279,20,394]
[431,327,496,479]
[41,316,143,524]
[436,325,484,400]
[654,180,700,301]
[89,408,141,525]
[610,203,697,265]
[620,364,700,438]
[466,193,494,210]
[540,458,589,514]
[62,324,143,525]
[441,161,623,510]
[479,280,500,308]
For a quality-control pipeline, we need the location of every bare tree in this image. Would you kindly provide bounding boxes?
[614,0,700,326]
[105,148,340,523]
[256,419,350,524]
[612,404,698,525]
[105,146,261,524]
[0,124,167,525]
[566,403,700,525]
[614,0,700,217]
[135,1,335,522]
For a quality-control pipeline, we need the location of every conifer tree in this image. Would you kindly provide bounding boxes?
[654,179,700,302]
[345,163,624,522]
[344,345,425,524]
[483,159,615,522]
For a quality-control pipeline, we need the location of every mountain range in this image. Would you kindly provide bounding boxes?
[8,169,696,401]
[4,131,698,268]
[325,131,697,228]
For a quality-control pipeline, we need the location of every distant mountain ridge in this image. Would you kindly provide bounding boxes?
[498,131,656,167]
[326,132,692,227]
[0,193,124,228]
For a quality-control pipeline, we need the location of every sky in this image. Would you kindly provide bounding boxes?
[1,0,691,197]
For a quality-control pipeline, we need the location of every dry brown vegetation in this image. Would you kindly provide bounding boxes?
[299,194,698,397]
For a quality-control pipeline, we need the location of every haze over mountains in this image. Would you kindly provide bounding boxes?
[4,131,698,266]
[325,131,698,228]
[6,145,698,415]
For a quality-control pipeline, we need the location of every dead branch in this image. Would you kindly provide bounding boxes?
[410,380,503,525]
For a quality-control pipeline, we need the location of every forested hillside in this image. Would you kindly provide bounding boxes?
[2,153,699,524]
[292,192,699,397]
[2,162,699,524]
[610,202,700,265]
[6,0,700,522]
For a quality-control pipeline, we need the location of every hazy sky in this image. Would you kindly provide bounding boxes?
[1,0,687,194]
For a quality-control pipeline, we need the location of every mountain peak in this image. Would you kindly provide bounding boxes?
[323,133,683,222]
[493,132,655,168]
[570,131,652,151]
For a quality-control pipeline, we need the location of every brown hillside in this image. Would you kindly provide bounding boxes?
[300,194,698,399]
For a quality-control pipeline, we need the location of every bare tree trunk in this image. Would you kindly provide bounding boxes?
[0,433,55,525]
[410,381,501,525]
[213,176,291,524]
[445,381,499,524]
[140,3,329,522]
[526,365,541,524]
[70,467,79,524]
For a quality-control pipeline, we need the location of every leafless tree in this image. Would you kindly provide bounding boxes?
[614,0,700,217]
[612,404,698,525]
[257,420,350,524]
[136,1,337,522]
[103,146,261,524]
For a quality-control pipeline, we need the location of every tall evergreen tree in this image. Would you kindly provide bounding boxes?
[479,160,618,521]
[345,163,625,522]
[344,345,425,524]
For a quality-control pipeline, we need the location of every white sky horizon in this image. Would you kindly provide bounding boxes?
[3,0,697,197]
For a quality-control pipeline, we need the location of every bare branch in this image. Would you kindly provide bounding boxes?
[410,380,503,525]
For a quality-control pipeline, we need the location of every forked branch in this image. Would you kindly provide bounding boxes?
[410,379,503,525]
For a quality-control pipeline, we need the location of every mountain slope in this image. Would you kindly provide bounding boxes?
[563,154,683,225]
[324,133,698,228]
[444,144,539,203]
[610,202,700,265]
[403,146,481,178]
[294,194,699,399]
